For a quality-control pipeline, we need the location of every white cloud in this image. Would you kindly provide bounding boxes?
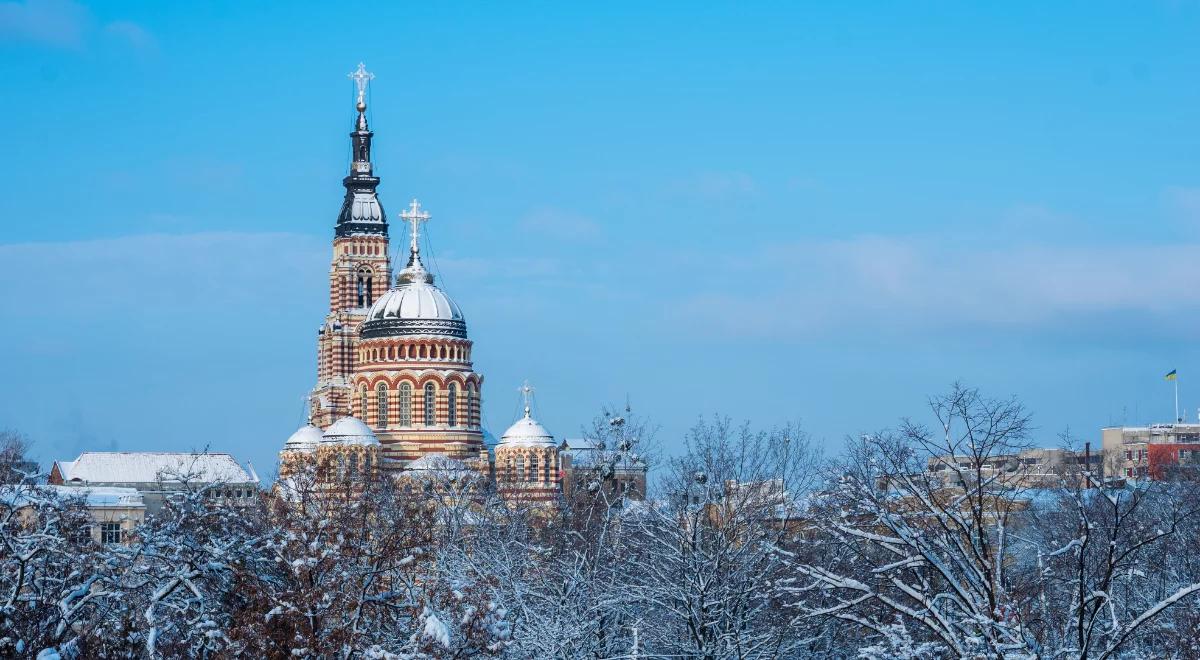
[0,232,326,316]
[662,236,1200,340]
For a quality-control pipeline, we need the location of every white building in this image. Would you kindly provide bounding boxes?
[49,452,259,513]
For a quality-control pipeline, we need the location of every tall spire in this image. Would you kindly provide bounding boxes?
[397,199,434,284]
[335,62,388,238]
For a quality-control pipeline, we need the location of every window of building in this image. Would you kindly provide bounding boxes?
[398,383,412,426]
[424,383,436,426]
[100,522,122,545]
[516,455,525,481]
[356,267,373,307]
[360,387,368,419]
[349,453,358,476]
[529,455,539,482]
[447,383,458,427]
[466,386,476,428]
[376,383,389,426]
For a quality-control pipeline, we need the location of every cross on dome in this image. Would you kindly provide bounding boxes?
[400,198,431,256]
[519,380,535,418]
[348,62,374,108]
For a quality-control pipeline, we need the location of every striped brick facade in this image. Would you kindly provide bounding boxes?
[309,234,392,429]
[352,335,485,469]
[494,444,562,503]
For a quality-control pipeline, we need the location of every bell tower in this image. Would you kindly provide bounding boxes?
[311,63,394,428]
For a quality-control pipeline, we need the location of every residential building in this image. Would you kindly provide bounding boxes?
[927,447,1102,489]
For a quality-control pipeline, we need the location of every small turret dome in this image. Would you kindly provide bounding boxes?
[499,412,555,448]
[284,423,323,453]
[322,416,379,446]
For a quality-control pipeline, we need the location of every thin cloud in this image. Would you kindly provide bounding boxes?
[519,207,601,241]
[0,0,89,48]
[667,171,757,201]
[104,19,155,52]
[0,0,153,52]
[662,236,1200,340]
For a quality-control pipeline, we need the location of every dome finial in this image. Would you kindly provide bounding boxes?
[396,199,434,284]
[519,380,535,418]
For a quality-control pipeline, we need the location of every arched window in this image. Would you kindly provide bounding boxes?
[359,387,367,418]
[466,385,476,428]
[376,383,389,426]
[516,455,525,482]
[529,455,539,482]
[424,383,436,426]
[355,267,373,307]
[447,383,458,427]
[349,452,359,476]
[398,383,412,426]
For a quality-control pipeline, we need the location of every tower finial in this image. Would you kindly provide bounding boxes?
[519,380,535,418]
[349,62,374,112]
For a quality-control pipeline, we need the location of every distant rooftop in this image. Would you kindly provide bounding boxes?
[1,484,145,509]
[54,452,257,485]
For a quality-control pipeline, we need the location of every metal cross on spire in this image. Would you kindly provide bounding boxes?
[519,380,535,418]
[399,198,431,256]
[348,62,374,107]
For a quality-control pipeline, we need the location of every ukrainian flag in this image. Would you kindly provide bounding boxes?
[1166,369,1178,381]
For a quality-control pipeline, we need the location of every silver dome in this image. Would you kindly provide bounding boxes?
[360,247,467,338]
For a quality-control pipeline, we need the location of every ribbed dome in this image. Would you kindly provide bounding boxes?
[284,424,323,453]
[340,191,385,225]
[360,263,467,339]
[322,416,379,446]
[500,412,556,448]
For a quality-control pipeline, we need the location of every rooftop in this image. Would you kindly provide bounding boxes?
[54,452,258,485]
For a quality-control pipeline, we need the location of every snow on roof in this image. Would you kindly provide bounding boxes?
[54,452,257,485]
[1,484,145,509]
[561,438,598,451]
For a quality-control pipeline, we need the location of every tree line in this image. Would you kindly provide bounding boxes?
[4,387,1200,658]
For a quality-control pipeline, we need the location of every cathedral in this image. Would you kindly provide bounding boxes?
[279,64,561,503]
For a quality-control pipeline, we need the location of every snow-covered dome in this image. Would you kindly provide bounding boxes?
[360,262,465,339]
[322,416,379,446]
[283,424,323,453]
[360,201,468,340]
[499,410,556,448]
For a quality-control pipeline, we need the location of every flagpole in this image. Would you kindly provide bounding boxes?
[1175,376,1180,423]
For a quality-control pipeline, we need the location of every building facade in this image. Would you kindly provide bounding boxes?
[48,452,259,513]
[1102,423,1200,481]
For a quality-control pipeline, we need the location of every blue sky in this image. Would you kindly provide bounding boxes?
[2,1,1200,475]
